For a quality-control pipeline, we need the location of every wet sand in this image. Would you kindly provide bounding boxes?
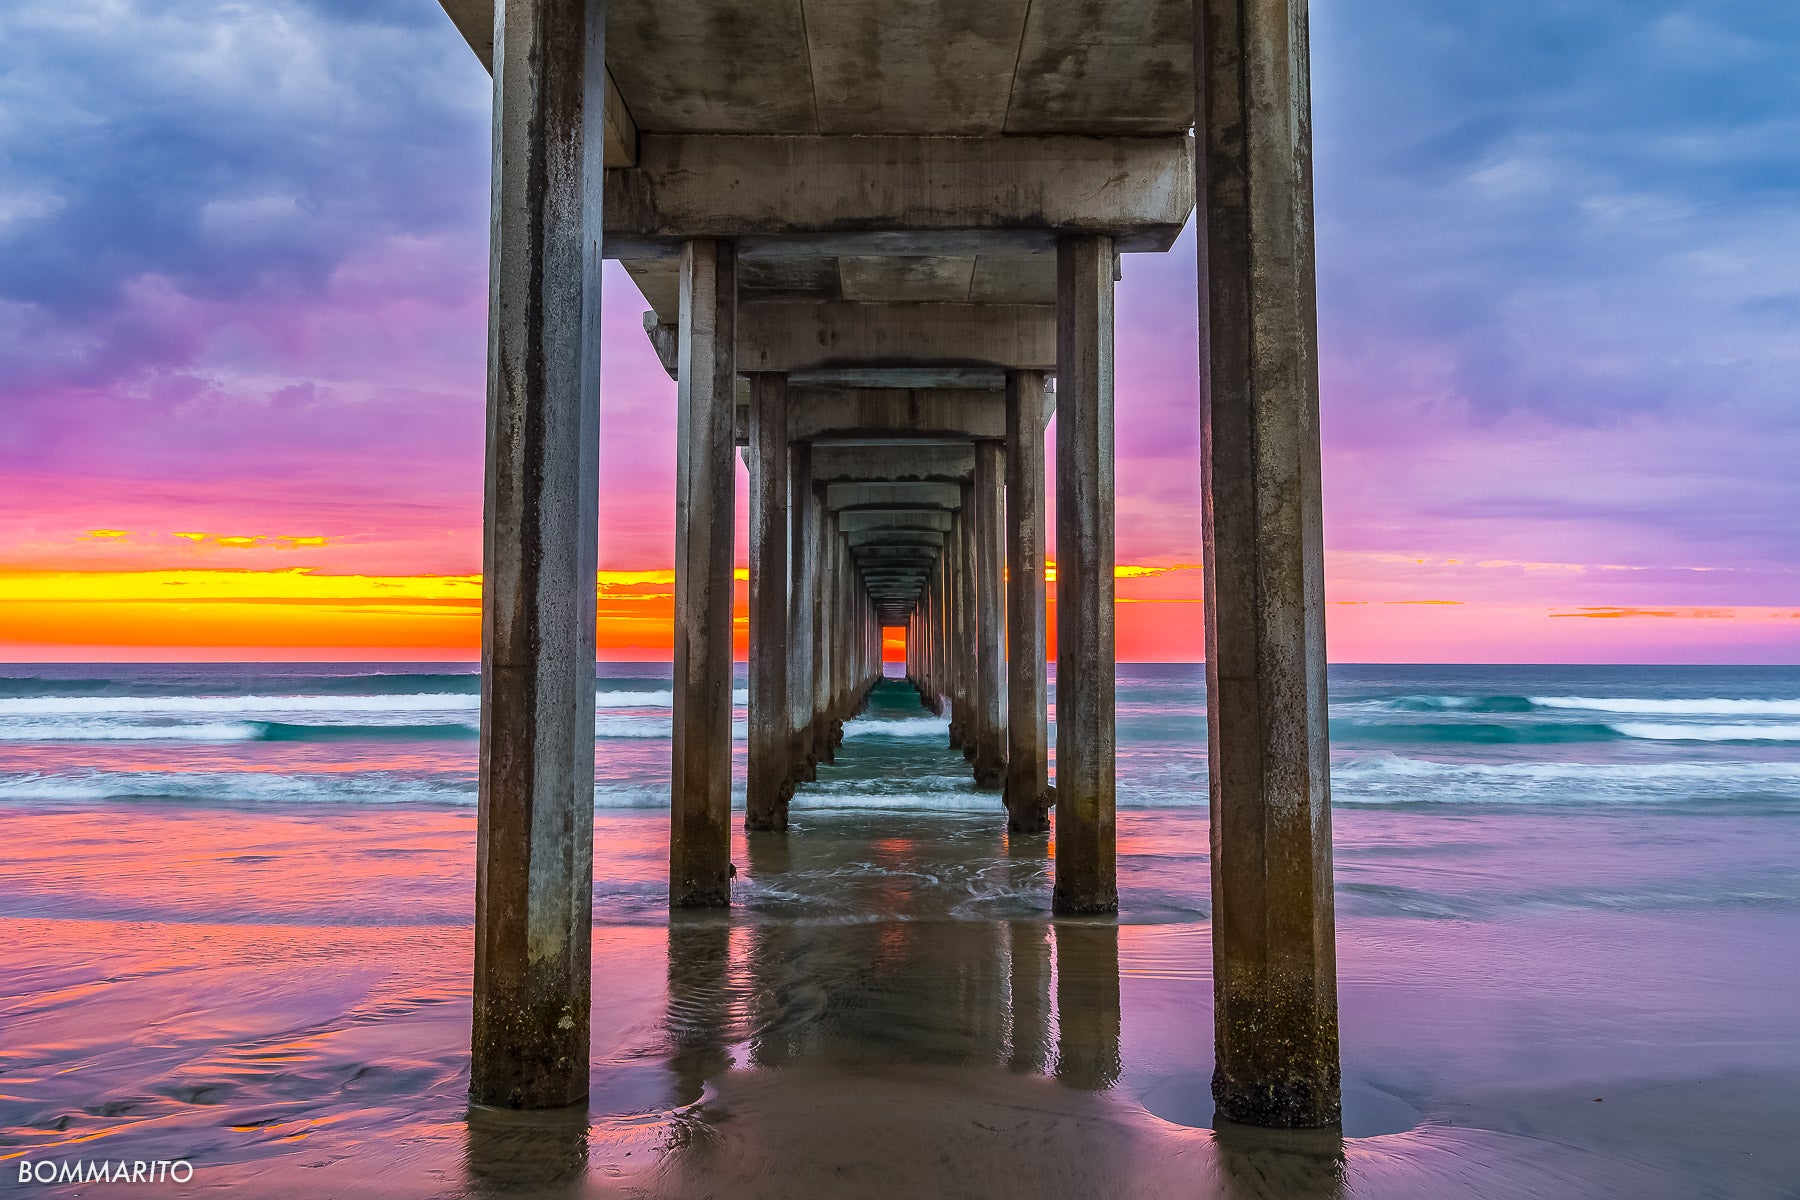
[4,691,1800,1196]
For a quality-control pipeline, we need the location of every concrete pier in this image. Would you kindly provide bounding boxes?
[447,0,1340,1129]
[669,238,738,908]
[1197,0,1342,1129]
[746,372,791,831]
[972,439,1006,789]
[948,503,972,754]
[469,0,604,1110]
[1051,234,1118,917]
[1004,370,1051,832]
[788,443,815,783]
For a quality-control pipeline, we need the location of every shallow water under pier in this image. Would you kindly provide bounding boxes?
[3,665,1800,1195]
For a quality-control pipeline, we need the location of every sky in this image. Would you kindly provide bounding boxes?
[1,1,1797,663]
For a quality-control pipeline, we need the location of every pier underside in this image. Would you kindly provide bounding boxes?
[452,0,1339,1132]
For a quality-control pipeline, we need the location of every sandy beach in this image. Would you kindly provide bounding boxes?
[5,671,1800,1197]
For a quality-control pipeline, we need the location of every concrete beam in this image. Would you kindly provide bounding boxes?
[826,482,961,511]
[604,134,1193,249]
[791,388,1006,442]
[846,530,945,549]
[740,301,1054,373]
[836,510,954,533]
[793,367,1006,389]
[809,443,975,484]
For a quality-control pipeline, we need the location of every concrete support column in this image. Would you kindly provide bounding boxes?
[811,492,834,764]
[1004,370,1052,832]
[746,373,791,831]
[1052,233,1117,916]
[472,0,605,1110]
[934,556,949,713]
[788,445,815,783]
[945,510,966,750]
[669,238,737,909]
[1197,0,1341,1129]
[973,439,1007,789]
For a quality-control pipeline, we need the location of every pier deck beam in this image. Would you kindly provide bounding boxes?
[746,372,791,831]
[471,0,605,1110]
[1198,0,1342,1129]
[1004,370,1051,832]
[972,439,1006,789]
[669,237,738,908]
[1051,234,1117,916]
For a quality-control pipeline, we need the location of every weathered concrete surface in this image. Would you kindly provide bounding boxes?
[847,530,945,549]
[972,439,1006,789]
[438,0,635,164]
[605,135,1192,248]
[471,0,604,1111]
[837,510,954,534]
[447,1,1197,138]
[809,443,975,484]
[746,373,791,831]
[669,239,738,908]
[739,302,1054,373]
[810,498,836,763]
[824,482,962,512]
[1051,234,1117,916]
[790,389,1005,442]
[1004,370,1051,832]
[1198,0,1341,1131]
[948,500,974,755]
[788,445,816,783]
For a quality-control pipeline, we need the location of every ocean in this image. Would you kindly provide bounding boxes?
[3,662,1798,1195]
[7,661,1799,809]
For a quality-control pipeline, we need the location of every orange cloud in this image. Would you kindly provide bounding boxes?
[1550,606,1738,620]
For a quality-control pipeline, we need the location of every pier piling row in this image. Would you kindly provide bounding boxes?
[450,0,1339,1129]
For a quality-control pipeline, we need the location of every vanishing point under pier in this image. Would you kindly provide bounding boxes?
[448,0,1338,1137]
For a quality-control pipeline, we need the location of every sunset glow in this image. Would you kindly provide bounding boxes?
[3,3,1795,666]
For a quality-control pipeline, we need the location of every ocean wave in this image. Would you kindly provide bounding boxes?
[1532,695,1800,717]
[254,721,478,742]
[1337,719,1800,745]
[841,716,950,739]
[1609,722,1800,742]
[1383,693,1800,718]
[0,770,476,805]
[1330,753,1800,806]
[0,693,481,716]
[0,769,672,808]
[1385,694,1538,714]
[0,713,697,743]
[0,721,267,742]
[0,688,737,716]
[1336,721,1626,745]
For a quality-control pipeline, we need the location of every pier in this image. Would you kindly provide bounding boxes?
[443,0,1338,1130]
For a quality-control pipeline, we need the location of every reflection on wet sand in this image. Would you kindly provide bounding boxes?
[464,800,1341,1200]
[465,1102,589,1200]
